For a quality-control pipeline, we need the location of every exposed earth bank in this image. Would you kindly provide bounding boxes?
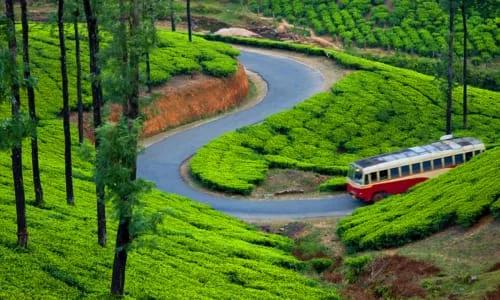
[73,64,251,141]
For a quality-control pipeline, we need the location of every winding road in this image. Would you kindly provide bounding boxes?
[138,50,364,220]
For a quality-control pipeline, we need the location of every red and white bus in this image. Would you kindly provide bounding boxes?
[347,137,485,202]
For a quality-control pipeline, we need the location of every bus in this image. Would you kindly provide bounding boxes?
[347,137,485,202]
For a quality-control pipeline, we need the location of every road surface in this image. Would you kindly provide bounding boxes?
[138,50,364,220]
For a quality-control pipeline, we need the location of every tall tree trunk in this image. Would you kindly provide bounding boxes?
[461,1,468,129]
[111,0,139,295]
[20,0,44,207]
[170,0,176,31]
[446,0,455,135]
[145,51,152,93]
[83,0,107,247]
[187,0,192,42]
[57,0,75,205]
[5,0,28,248]
[74,9,84,144]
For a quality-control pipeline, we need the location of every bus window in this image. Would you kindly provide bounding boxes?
[433,158,443,169]
[380,170,388,181]
[423,161,432,171]
[401,165,410,176]
[364,174,369,185]
[371,173,377,183]
[390,167,400,178]
[454,154,464,164]
[465,152,473,161]
[412,163,421,174]
[444,156,453,167]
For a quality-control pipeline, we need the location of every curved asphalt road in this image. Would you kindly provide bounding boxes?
[138,50,364,220]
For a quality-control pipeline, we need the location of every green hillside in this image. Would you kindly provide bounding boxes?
[190,38,500,195]
[337,146,500,252]
[0,24,239,119]
[249,0,499,62]
[0,25,339,298]
[0,125,339,298]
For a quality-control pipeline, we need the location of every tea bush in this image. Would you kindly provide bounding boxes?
[0,24,239,120]
[0,120,340,299]
[190,41,500,194]
[337,147,500,252]
[251,0,499,63]
[319,177,346,192]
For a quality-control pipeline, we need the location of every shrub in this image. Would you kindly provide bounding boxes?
[309,258,333,273]
[343,255,372,283]
[319,177,347,192]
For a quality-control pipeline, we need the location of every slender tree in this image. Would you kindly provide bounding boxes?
[445,0,456,135]
[186,0,192,42]
[57,0,75,205]
[110,0,141,294]
[460,0,468,129]
[5,0,28,248]
[20,0,44,206]
[169,0,176,31]
[83,0,107,246]
[73,7,84,144]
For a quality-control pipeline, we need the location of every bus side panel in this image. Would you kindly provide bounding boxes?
[348,177,429,202]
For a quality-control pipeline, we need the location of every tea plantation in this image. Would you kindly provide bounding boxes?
[337,146,500,252]
[0,23,239,120]
[250,0,499,62]
[190,40,500,195]
[0,123,340,298]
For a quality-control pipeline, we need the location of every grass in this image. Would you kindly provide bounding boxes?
[190,39,500,195]
[337,146,500,252]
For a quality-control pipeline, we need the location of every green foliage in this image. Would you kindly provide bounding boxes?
[309,258,333,273]
[492,198,500,220]
[343,255,371,283]
[0,114,33,150]
[191,40,500,195]
[252,0,499,63]
[319,177,346,192]
[0,120,339,299]
[337,147,500,252]
[0,24,239,120]
[293,230,328,260]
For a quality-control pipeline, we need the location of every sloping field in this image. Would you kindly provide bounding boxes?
[0,121,339,298]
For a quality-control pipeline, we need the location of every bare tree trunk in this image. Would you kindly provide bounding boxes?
[461,1,468,129]
[187,0,192,42]
[170,0,176,32]
[20,0,44,207]
[5,0,28,248]
[83,0,107,247]
[446,0,455,135]
[57,0,75,205]
[74,9,84,144]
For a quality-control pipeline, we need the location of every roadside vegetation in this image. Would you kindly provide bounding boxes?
[190,37,500,195]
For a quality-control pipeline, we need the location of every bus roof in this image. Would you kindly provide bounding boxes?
[353,137,484,169]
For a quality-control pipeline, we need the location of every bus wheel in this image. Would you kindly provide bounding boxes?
[372,192,387,202]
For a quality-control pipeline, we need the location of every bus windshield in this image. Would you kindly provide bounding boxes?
[348,164,363,184]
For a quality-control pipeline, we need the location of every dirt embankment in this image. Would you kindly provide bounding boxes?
[76,64,249,141]
[138,64,249,138]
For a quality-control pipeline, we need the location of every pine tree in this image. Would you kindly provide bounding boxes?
[83,0,107,246]
[20,0,44,206]
[57,0,75,205]
[4,0,28,248]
